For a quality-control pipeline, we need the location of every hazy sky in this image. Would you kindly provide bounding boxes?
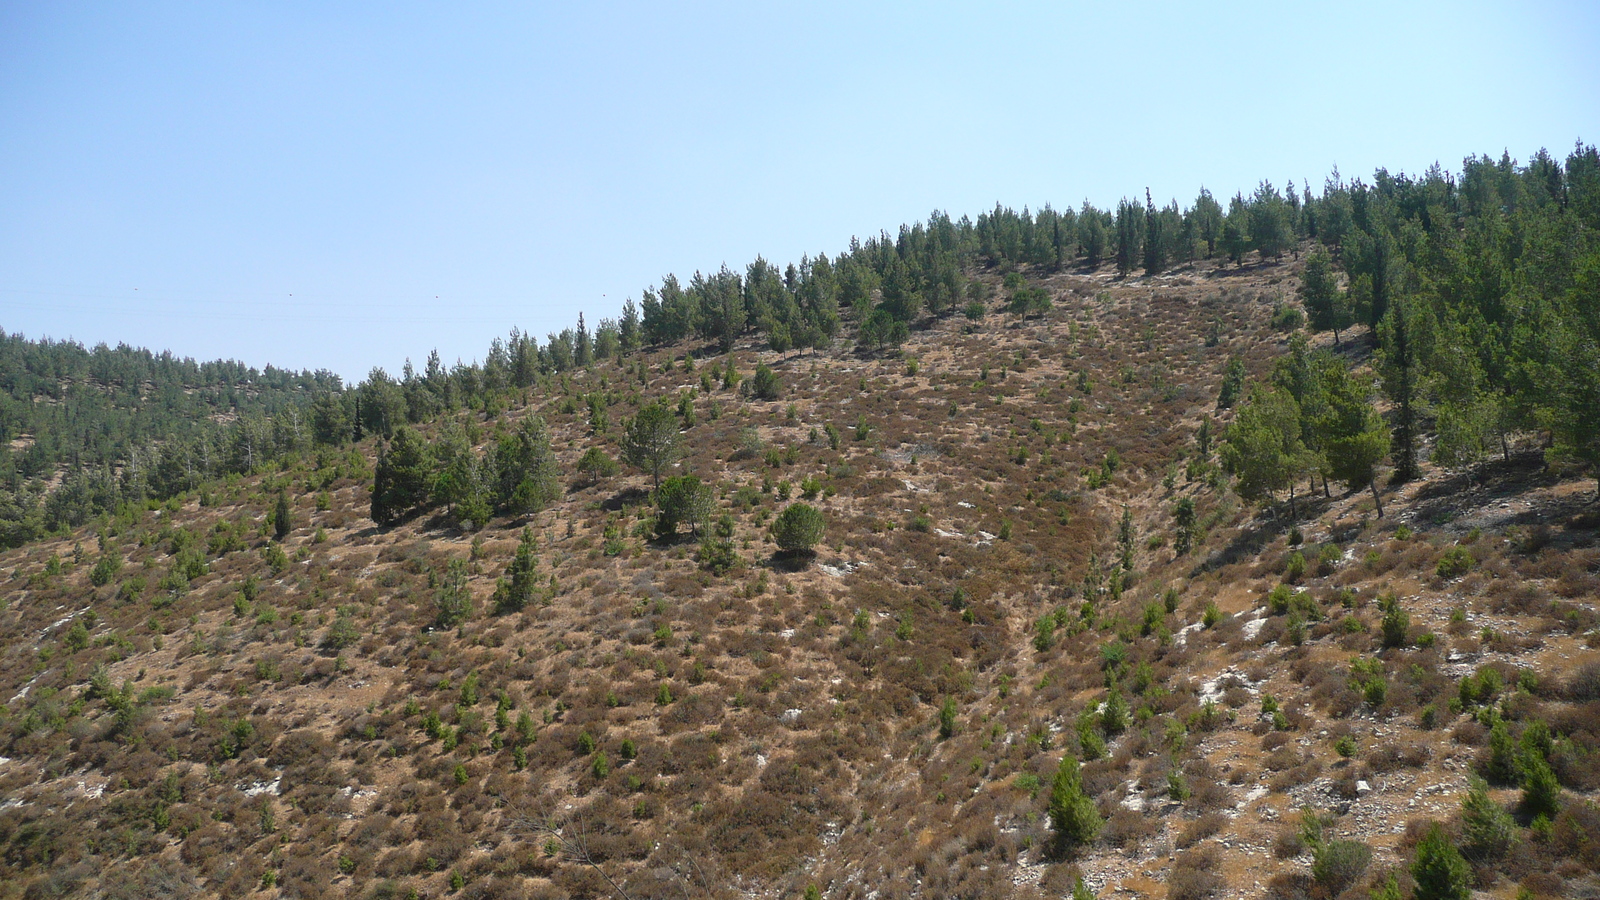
[2,2,1596,383]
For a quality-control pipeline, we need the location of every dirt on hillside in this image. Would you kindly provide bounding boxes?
[2,250,1597,900]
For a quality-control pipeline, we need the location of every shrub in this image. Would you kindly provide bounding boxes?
[261,542,289,573]
[697,538,739,576]
[732,426,765,461]
[1271,302,1306,331]
[938,696,957,739]
[1168,845,1224,900]
[1285,551,1306,583]
[1100,689,1128,736]
[1379,594,1411,649]
[1034,615,1056,652]
[1076,710,1106,760]
[771,503,825,555]
[89,554,122,586]
[323,615,360,651]
[1312,840,1371,896]
[1437,546,1476,579]
[1176,811,1225,848]
[748,364,781,401]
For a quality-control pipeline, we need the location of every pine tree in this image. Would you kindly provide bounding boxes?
[273,491,291,541]
[748,364,782,401]
[1410,824,1471,900]
[1191,188,1223,258]
[370,445,394,525]
[1221,385,1308,513]
[1460,775,1516,861]
[938,696,957,739]
[1217,355,1248,409]
[1142,188,1166,275]
[370,426,432,526]
[653,475,715,541]
[1521,750,1561,820]
[1315,365,1391,517]
[1379,594,1411,648]
[1528,256,1600,497]
[1220,194,1250,264]
[1483,717,1521,786]
[1377,296,1421,482]
[1100,687,1128,735]
[710,262,745,350]
[618,297,641,352]
[1114,197,1143,277]
[1048,754,1102,856]
[310,393,352,446]
[432,423,489,527]
[434,557,473,629]
[772,502,825,555]
[1345,225,1398,327]
[1248,180,1292,258]
[493,416,560,516]
[1299,245,1350,344]
[622,402,683,490]
[573,312,592,367]
[492,527,541,614]
[1173,497,1196,556]
[1117,506,1135,571]
[1080,202,1108,266]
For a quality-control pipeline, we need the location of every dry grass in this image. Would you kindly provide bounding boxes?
[1,249,1598,899]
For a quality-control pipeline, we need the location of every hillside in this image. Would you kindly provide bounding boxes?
[0,331,342,548]
[3,240,1599,900]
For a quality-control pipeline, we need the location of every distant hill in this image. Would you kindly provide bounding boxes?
[0,331,341,546]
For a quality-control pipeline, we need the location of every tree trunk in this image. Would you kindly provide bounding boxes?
[1369,478,1385,518]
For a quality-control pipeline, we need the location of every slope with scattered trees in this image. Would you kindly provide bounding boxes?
[1,145,1598,900]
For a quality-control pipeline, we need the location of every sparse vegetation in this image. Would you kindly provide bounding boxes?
[2,145,1599,900]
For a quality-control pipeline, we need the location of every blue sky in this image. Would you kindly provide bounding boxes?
[2,2,1596,383]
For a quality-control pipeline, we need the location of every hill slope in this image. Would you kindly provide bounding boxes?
[2,250,1599,900]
